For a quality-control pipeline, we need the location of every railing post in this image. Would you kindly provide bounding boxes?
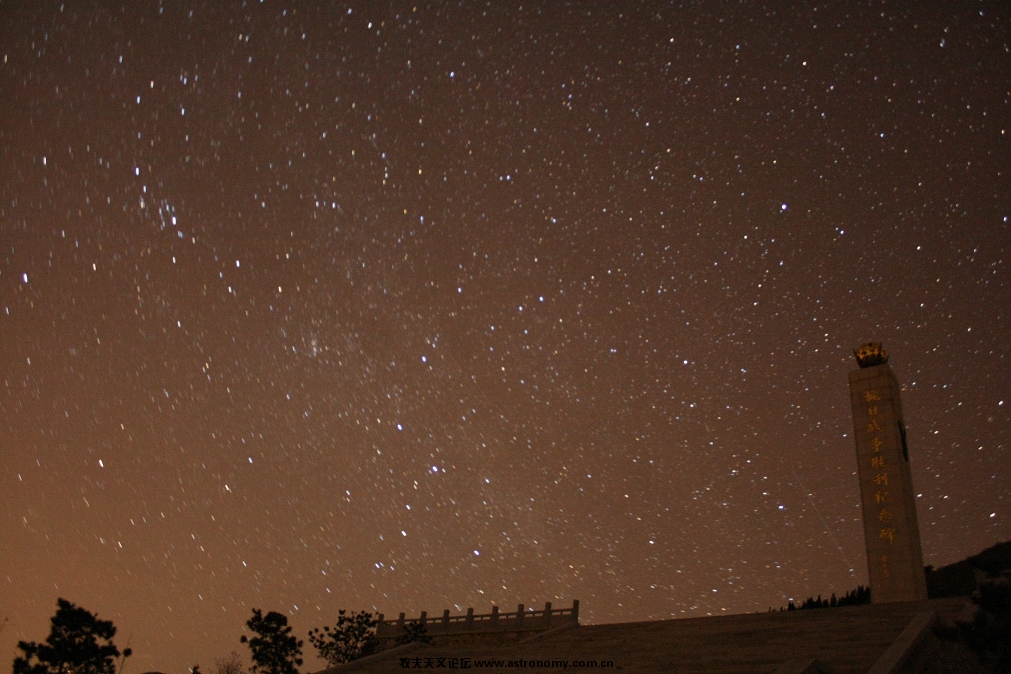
[383,601,576,636]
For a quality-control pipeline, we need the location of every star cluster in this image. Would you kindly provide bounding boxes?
[2,2,1009,673]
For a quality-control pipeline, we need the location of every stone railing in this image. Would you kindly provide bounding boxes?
[376,600,579,638]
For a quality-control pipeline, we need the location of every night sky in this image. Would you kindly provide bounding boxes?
[2,2,1009,672]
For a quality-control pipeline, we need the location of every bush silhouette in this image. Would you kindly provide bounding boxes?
[957,580,1011,670]
[308,610,379,666]
[393,620,431,647]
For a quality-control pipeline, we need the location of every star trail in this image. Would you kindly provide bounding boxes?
[2,2,1009,673]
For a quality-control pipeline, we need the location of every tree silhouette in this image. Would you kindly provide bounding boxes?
[240,609,303,674]
[307,610,378,666]
[13,598,131,674]
[785,585,871,611]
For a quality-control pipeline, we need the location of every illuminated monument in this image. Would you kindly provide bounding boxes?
[848,343,928,603]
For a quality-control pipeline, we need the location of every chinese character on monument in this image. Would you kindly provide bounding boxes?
[849,342,927,602]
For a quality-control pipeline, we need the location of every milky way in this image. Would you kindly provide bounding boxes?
[2,2,1009,672]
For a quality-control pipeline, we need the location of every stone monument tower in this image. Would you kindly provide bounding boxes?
[848,343,928,603]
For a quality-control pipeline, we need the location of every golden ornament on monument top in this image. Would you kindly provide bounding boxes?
[854,342,889,368]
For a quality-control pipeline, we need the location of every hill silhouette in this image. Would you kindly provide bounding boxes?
[926,540,1011,599]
